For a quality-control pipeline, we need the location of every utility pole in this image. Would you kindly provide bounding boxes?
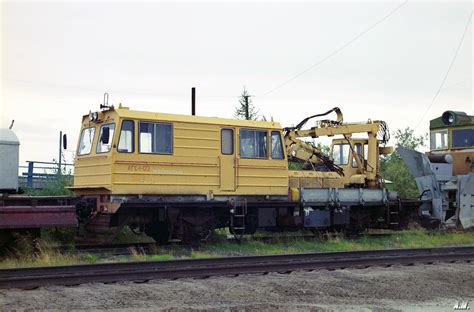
[58,131,62,175]
[191,87,196,116]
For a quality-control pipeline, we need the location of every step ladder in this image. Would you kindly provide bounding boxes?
[387,199,401,230]
[230,199,247,241]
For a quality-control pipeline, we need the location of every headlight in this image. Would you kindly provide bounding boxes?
[89,112,98,121]
[441,111,455,125]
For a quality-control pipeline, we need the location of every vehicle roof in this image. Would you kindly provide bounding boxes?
[85,106,283,129]
[0,128,20,145]
[430,111,474,130]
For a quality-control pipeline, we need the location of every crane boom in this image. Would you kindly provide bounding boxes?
[284,107,391,187]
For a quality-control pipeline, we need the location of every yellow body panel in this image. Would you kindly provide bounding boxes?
[72,107,288,196]
[288,170,344,189]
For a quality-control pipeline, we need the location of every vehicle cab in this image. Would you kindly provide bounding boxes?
[429,111,474,175]
[331,137,392,188]
[71,105,289,202]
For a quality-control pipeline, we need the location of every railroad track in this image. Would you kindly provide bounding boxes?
[1,246,473,289]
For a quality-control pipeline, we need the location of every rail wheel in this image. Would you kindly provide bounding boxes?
[0,230,14,249]
[144,221,170,245]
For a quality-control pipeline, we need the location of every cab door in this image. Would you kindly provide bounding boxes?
[220,128,236,191]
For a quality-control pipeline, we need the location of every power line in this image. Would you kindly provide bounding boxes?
[262,0,408,96]
[414,10,473,130]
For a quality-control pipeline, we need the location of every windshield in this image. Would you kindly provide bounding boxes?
[97,123,116,153]
[78,127,96,155]
[332,144,350,165]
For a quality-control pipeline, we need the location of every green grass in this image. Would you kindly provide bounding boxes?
[1,229,473,269]
[142,229,474,259]
[0,239,98,268]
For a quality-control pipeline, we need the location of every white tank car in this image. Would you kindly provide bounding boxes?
[0,128,20,192]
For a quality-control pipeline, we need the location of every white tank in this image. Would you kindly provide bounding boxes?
[0,128,20,191]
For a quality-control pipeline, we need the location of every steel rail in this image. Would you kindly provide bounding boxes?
[13,245,474,277]
[1,246,472,289]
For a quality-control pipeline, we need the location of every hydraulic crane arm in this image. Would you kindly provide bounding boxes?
[283,107,390,181]
[284,107,345,174]
[286,138,345,175]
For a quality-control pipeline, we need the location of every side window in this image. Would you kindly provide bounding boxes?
[332,144,350,165]
[221,129,234,155]
[78,127,95,155]
[363,144,368,169]
[96,123,115,153]
[352,143,362,167]
[139,122,173,154]
[430,130,448,150]
[452,128,474,148]
[118,120,134,153]
[271,131,284,160]
[240,129,268,159]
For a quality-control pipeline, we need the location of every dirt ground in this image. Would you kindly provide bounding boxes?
[0,262,472,311]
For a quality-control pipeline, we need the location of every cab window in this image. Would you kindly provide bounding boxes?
[221,129,234,155]
[332,144,350,165]
[271,131,284,160]
[240,129,268,159]
[139,122,173,154]
[352,143,362,167]
[452,128,474,148]
[118,120,134,153]
[78,127,95,155]
[97,123,115,153]
[430,130,448,150]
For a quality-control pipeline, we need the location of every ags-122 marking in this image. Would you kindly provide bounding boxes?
[128,164,151,172]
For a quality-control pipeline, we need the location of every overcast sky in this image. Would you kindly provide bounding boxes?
[1,1,472,166]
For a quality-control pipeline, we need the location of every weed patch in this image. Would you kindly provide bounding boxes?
[1,229,473,268]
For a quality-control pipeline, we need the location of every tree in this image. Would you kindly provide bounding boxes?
[315,142,331,156]
[381,127,427,198]
[234,87,259,120]
[288,141,331,170]
[392,127,425,150]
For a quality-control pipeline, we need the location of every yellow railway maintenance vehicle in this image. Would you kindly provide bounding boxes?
[72,104,398,243]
